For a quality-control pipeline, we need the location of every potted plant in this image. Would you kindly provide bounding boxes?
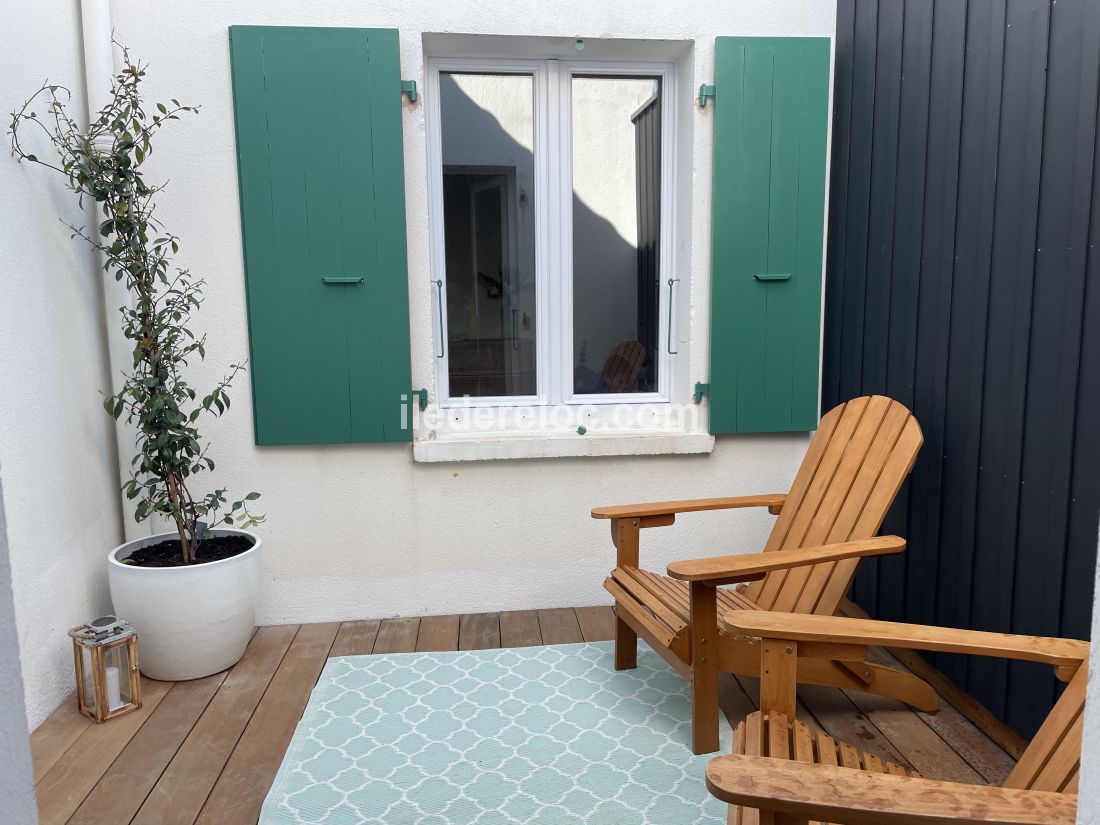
[11,50,265,680]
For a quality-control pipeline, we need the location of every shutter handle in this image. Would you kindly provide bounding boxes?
[753,273,792,282]
[321,276,365,285]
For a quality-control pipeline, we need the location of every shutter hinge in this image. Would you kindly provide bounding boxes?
[698,84,716,108]
[693,382,710,403]
[413,388,428,411]
[401,80,418,103]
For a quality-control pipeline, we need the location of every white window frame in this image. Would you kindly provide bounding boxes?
[425,56,678,422]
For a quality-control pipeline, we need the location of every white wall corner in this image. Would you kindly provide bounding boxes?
[1077,519,1100,824]
[3,0,124,730]
[0,474,40,825]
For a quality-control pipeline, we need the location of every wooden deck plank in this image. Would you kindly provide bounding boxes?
[575,606,616,641]
[30,692,91,784]
[840,688,986,784]
[329,620,380,656]
[459,613,501,650]
[499,610,542,648]
[28,611,1019,825]
[373,618,420,654]
[719,673,758,728]
[128,625,299,825]
[916,700,1016,786]
[796,683,912,769]
[66,673,227,825]
[34,678,173,825]
[537,608,584,644]
[840,599,1028,759]
[869,647,1015,785]
[416,615,461,652]
[194,623,339,825]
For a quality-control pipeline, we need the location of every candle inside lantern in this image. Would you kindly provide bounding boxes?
[105,665,122,710]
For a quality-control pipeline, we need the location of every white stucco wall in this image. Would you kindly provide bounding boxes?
[100,0,835,626]
[4,0,835,729]
[1078,525,1100,824]
[0,477,39,824]
[0,0,125,729]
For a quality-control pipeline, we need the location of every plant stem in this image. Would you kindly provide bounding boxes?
[165,472,192,564]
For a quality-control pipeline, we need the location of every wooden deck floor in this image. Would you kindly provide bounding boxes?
[31,606,1017,825]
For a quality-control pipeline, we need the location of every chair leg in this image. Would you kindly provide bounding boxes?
[690,581,720,754]
[691,657,719,754]
[614,615,638,670]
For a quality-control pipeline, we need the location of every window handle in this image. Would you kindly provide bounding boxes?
[434,279,445,359]
[753,272,792,282]
[511,308,519,351]
[320,276,365,285]
[667,277,680,355]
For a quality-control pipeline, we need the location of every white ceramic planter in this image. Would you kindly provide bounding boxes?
[107,529,261,681]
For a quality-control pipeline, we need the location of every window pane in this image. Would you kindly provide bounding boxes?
[440,72,536,397]
[572,76,661,395]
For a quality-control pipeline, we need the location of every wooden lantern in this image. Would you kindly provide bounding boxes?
[68,615,142,722]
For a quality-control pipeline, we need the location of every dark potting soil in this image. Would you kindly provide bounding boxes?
[122,534,254,568]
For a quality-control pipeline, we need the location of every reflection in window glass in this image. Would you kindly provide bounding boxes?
[440,72,536,398]
[572,76,661,395]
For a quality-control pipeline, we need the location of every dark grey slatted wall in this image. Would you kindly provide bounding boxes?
[825,0,1100,737]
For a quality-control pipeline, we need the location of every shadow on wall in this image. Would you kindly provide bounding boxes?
[439,76,652,392]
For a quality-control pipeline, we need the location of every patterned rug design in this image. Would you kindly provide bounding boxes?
[259,641,732,824]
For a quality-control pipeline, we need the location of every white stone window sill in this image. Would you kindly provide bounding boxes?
[412,429,715,463]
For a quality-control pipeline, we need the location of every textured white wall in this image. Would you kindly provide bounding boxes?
[0,479,39,824]
[4,0,834,726]
[571,78,655,248]
[0,0,124,729]
[1078,525,1100,824]
[100,0,835,627]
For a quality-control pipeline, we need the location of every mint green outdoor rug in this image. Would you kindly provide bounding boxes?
[259,641,732,824]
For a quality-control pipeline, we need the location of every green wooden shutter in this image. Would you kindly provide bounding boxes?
[229,26,413,444]
[708,37,831,433]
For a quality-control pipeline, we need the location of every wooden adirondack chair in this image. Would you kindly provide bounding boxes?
[594,395,938,754]
[597,340,646,393]
[708,610,1089,825]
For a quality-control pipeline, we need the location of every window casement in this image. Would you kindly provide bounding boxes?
[425,57,678,418]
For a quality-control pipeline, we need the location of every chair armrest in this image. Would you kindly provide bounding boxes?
[665,536,905,586]
[706,754,1077,825]
[591,494,786,520]
[721,611,1090,668]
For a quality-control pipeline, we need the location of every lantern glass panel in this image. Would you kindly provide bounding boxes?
[80,645,96,714]
[104,643,132,710]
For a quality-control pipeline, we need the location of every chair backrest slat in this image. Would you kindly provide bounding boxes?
[1004,665,1086,792]
[746,396,923,614]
